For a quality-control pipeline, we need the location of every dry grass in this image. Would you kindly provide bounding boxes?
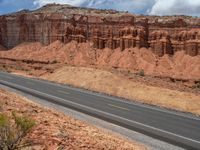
[42,66,200,115]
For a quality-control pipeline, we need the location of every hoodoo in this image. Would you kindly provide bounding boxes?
[0,4,200,57]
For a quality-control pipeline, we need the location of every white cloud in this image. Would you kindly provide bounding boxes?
[149,0,200,16]
[33,0,200,16]
[33,0,155,14]
[33,0,85,7]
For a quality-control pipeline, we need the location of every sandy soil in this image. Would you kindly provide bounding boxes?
[0,89,147,150]
[0,41,199,80]
[42,66,200,116]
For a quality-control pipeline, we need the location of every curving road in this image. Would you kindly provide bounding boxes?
[0,71,200,149]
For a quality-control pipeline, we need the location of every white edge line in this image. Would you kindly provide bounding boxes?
[1,71,200,121]
[0,79,200,145]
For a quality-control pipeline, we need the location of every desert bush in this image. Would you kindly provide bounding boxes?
[197,83,200,89]
[51,60,58,64]
[0,112,35,150]
[192,81,200,90]
[138,69,145,77]
[196,80,200,89]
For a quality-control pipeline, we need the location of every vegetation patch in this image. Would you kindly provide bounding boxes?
[0,111,35,150]
[137,69,145,77]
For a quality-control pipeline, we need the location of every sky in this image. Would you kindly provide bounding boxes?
[0,0,200,16]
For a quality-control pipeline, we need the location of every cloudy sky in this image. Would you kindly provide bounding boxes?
[0,0,200,16]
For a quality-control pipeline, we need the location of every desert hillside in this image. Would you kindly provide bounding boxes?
[0,89,147,150]
[42,66,200,115]
[0,3,200,150]
[0,3,200,121]
[0,41,199,80]
[0,4,199,80]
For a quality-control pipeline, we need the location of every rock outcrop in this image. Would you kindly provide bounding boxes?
[171,30,200,56]
[143,16,200,57]
[149,31,173,56]
[93,26,147,50]
[0,4,200,57]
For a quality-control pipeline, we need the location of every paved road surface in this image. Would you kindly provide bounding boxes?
[0,71,200,149]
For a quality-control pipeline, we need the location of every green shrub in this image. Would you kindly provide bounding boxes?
[194,83,200,89]
[138,69,145,77]
[192,81,200,90]
[0,112,35,150]
[51,60,58,64]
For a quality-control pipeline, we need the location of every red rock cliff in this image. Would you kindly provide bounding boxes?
[0,4,200,57]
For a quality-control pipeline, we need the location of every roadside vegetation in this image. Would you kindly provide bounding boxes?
[192,81,200,90]
[138,69,145,77]
[0,110,35,150]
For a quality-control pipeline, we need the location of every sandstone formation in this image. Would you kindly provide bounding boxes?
[0,40,200,80]
[0,4,200,57]
[145,16,200,56]
[149,31,173,56]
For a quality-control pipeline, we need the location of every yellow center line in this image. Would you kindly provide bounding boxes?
[108,104,130,111]
[57,90,70,95]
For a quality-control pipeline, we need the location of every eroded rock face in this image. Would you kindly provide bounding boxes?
[93,26,147,50]
[149,31,173,56]
[0,5,145,50]
[146,16,200,56]
[171,30,200,56]
[0,4,200,57]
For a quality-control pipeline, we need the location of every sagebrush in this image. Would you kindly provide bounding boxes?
[0,112,35,150]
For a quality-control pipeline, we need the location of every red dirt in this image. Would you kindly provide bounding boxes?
[0,89,147,150]
[0,41,199,80]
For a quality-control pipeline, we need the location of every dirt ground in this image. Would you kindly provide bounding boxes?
[42,66,200,116]
[0,89,147,150]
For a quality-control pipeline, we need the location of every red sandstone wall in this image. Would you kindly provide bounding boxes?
[0,5,200,57]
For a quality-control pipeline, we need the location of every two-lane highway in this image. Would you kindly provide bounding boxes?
[0,71,200,149]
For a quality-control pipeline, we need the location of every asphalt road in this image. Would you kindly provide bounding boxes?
[0,71,200,149]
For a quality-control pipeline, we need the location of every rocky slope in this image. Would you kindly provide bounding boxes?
[0,41,199,80]
[0,4,200,57]
[0,88,147,150]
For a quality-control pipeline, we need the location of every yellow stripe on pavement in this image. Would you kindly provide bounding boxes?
[108,104,130,111]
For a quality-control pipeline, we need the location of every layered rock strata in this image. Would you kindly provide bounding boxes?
[0,4,200,57]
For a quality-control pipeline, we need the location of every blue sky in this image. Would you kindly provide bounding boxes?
[0,0,200,16]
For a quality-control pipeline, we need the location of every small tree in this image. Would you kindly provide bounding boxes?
[0,112,35,150]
